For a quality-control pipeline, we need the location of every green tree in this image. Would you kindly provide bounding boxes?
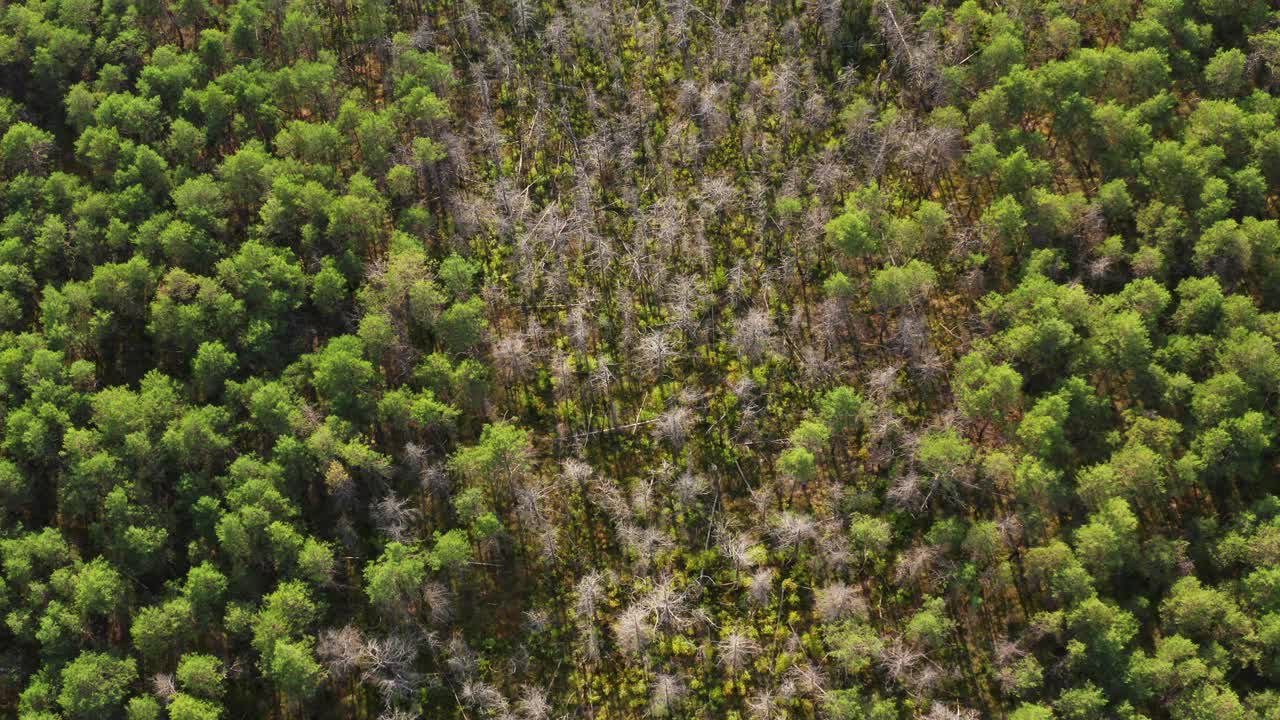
[778,446,818,485]
[450,421,532,502]
[1204,48,1248,96]
[1,122,55,177]
[167,694,223,720]
[192,341,235,400]
[819,386,866,435]
[309,335,376,420]
[435,296,488,355]
[1074,498,1140,583]
[126,696,163,720]
[131,598,195,661]
[176,654,224,699]
[954,352,1023,431]
[826,202,878,258]
[438,252,479,298]
[869,260,937,311]
[1160,576,1252,643]
[267,638,325,710]
[1009,704,1055,720]
[428,529,472,572]
[364,541,427,616]
[58,651,137,719]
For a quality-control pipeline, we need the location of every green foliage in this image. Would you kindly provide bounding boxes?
[820,386,866,434]
[1,123,55,176]
[789,420,831,452]
[428,529,472,572]
[449,421,531,488]
[310,260,348,314]
[436,296,488,355]
[1010,704,1055,720]
[778,446,817,483]
[364,541,426,614]
[192,341,235,399]
[826,199,877,258]
[126,696,163,720]
[1074,498,1140,581]
[870,260,937,311]
[58,651,137,718]
[954,352,1023,428]
[917,428,971,479]
[177,653,225,699]
[167,694,223,720]
[131,598,195,660]
[438,253,479,298]
[267,638,324,708]
[310,335,376,420]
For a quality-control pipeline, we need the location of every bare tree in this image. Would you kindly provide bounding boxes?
[785,660,828,696]
[318,625,366,677]
[373,493,421,543]
[815,524,855,574]
[652,405,694,450]
[814,582,868,623]
[649,673,687,717]
[491,332,533,384]
[746,686,781,720]
[362,633,426,707]
[420,462,452,501]
[378,710,421,720]
[618,524,676,572]
[516,686,551,720]
[876,0,945,105]
[152,673,177,704]
[717,529,760,573]
[748,568,775,606]
[717,632,761,672]
[612,602,655,656]
[877,639,926,686]
[672,471,709,507]
[770,511,817,553]
[887,470,928,513]
[588,476,633,526]
[423,582,455,625]
[641,575,699,632]
[636,329,678,379]
[894,544,945,588]
[578,568,606,620]
[924,705,982,720]
[460,680,509,717]
[507,0,538,36]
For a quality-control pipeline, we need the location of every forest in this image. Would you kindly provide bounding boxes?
[1,0,1280,717]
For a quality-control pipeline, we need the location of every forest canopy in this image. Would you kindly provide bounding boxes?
[2,0,1280,718]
